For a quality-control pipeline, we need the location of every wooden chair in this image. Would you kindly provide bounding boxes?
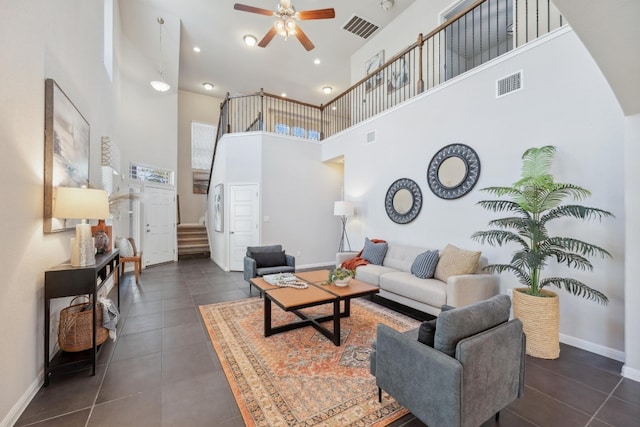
[121,237,142,284]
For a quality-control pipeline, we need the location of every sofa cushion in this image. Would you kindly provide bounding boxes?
[116,237,134,257]
[361,237,388,265]
[379,272,447,307]
[417,319,438,347]
[381,244,427,271]
[355,264,396,286]
[434,244,481,282]
[411,250,440,279]
[252,251,286,268]
[434,294,511,357]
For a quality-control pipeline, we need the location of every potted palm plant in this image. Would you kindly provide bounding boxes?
[471,146,613,359]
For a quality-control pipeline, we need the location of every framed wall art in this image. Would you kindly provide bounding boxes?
[213,183,224,232]
[387,56,409,93]
[43,79,90,233]
[193,171,209,194]
[365,50,384,92]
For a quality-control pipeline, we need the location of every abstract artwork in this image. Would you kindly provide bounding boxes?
[213,183,223,232]
[365,50,384,92]
[43,79,90,233]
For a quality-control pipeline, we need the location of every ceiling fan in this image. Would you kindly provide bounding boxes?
[234,1,335,51]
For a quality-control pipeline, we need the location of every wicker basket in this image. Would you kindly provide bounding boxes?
[512,287,560,359]
[58,296,109,352]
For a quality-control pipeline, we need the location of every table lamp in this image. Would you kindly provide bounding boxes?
[53,187,110,267]
[334,201,354,252]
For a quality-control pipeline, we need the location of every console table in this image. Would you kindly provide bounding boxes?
[44,250,120,386]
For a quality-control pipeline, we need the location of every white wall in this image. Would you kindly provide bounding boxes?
[177,90,222,224]
[208,133,343,271]
[325,29,626,357]
[261,134,344,266]
[0,0,118,424]
[623,113,640,380]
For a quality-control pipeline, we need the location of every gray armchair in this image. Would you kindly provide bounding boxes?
[243,244,295,290]
[371,294,525,427]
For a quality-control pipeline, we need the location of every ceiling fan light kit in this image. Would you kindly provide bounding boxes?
[150,17,170,92]
[381,0,394,11]
[243,34,257,46]
[234,1,335,51]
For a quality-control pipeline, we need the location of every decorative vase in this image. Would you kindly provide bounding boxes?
[512,287,560,359]
[91,219,112,254]
[335,278,350,287]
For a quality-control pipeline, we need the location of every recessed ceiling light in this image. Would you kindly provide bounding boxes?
[322,86,333,94]
[314,58,321,65]
[202,82,214,91]
[281,92,287,97]
[244,35,257,47]
[332,106,337,110]
[193,46,201,53]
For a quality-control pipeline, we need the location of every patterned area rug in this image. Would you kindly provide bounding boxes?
[199,297,420,427]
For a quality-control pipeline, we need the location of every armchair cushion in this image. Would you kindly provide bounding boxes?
[434,294,511,357]
[417,319,437,347]
[252,250,286,268]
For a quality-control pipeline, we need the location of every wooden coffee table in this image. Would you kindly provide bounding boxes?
[250,270,379,346]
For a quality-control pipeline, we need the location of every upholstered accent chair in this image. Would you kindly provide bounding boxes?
[243,244,295,291]
[370,294,525,427]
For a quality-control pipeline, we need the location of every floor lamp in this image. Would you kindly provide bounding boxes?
[334,201,354,252]
[54,187,110,267]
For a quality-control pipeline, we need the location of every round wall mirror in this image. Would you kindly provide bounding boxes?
[385,178,422,224]
[393,189,413,214]
[427,144,480,199]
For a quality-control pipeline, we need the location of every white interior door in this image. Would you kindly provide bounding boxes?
[144,185,176,266]
[229,184,259,271]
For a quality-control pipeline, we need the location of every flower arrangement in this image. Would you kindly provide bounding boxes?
[326,268,356,285]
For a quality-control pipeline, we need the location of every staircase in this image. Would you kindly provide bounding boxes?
[177,224,210,259]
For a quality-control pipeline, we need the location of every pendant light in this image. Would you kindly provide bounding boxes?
[150,17,170,92]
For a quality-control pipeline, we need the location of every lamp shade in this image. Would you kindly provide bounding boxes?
[334,201,354,217]
[53,187,110,220]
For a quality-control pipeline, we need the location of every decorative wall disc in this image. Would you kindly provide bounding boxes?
[427,144,480,199]
[384,178,422,224]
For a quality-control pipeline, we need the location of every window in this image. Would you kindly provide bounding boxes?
[191,122,216,170]
[103,0,113,81]
[129,162,174,185]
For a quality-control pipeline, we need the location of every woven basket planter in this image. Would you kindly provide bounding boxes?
[512,287,560,359]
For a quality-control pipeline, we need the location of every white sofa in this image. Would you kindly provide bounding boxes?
[336,243,500,316]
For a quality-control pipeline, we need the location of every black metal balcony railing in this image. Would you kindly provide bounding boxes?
[209,0,564,193]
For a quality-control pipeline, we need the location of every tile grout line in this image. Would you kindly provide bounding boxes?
[587,377,624,426]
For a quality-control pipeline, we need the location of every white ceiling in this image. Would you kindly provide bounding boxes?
[119,0,416,105]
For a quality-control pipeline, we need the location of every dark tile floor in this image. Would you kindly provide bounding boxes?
[16,258,640,426]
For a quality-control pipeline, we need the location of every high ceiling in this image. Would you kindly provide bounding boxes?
[119,0,416,105]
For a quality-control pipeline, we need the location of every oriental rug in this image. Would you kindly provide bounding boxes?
[199,297,420,427]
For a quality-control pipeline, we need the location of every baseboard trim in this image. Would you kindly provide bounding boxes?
[297,262,336,270]
[559,333,625,363]
[1,371,43,427]
[621,365,640,382]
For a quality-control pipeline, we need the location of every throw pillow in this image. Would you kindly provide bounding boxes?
[417,319,437,347]
[434,244,481,282]
[411,250,440,279]
[116,237,134,258]
[252,251,286,268]
[361,237,388,265]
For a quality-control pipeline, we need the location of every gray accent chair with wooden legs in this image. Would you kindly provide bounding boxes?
[370,294,526,427]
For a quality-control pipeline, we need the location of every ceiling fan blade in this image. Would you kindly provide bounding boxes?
[294,24,315,51]
[258,27,278,48]
[297,8,336,20]
[233,3,274,16]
